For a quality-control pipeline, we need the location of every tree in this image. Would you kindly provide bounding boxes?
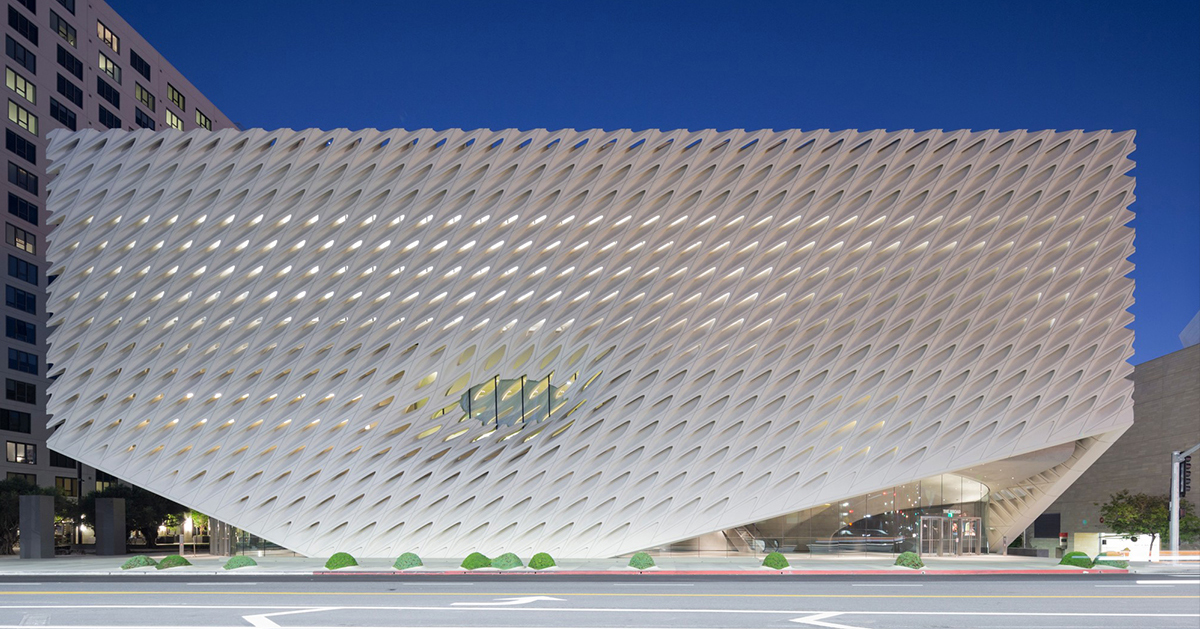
[0,478,69,555]
[1098,490,1200,550]
[76,484,184,549]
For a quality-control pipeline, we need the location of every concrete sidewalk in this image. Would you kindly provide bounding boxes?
[0,552,1165,576]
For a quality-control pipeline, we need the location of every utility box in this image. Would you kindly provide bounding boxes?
[18,494,55,559]
[95,498,126,556]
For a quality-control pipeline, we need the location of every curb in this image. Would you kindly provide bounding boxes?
[309,568,1129,576]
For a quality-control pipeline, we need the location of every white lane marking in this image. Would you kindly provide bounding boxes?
[401,582,475,585]
[1,584,41,586]
[850,583,922,587]
[1137,579,1200,584]
[1095,584,1174,588]
[186,582,258,586]
[791,611,865,628]
[242,607,339,628]
[612,583,694,586]
[451,596,565,607]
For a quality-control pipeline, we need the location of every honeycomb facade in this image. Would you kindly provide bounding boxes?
[44,128,1136,557]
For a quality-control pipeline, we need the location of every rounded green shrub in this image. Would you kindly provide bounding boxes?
[223,556,258,570]
[393,552,423,570]
[1093,558,1129,569]
[894,551,924,569]
[1059,551,1093,569]
[762,551,789,570]
[325,552,358,570]
[461,552,492,570]
[493,552,524,570]
[529,552,557,570]
[628,552,655,570]
[156,554,192,570]
[121,555,157,570]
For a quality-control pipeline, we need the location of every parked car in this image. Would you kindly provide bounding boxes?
[829,527,905,552]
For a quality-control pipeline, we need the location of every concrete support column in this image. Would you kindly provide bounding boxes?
[18,494,55,559]
[94,498,126,556]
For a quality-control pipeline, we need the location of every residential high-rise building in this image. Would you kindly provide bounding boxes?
[1,0,234,500]
[44,127,1136,558]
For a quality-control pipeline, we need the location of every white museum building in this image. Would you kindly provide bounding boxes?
[40,127,1135,558]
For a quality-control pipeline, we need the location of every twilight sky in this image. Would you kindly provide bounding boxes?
[109,0,1200,363]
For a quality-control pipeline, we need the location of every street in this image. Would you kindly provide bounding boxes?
[1,573,1198,628]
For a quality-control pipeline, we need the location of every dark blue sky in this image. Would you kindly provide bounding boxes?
[110,0,1199,363]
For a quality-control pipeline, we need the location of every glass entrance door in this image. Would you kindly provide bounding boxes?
[920,516,983,557]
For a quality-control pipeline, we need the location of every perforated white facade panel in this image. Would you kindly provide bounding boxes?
[43,128,1136,558]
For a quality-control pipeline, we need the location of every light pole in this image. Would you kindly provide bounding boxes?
[1170,443,1199,564]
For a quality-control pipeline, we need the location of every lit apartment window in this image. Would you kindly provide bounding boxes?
[56,74,81,106]
[57,0,76,15]
[7,100,36,135]
[7,193,36,225]
[56,45,80,78]
[135,82,155,111]
[98,104,120,129]
[97,20,119,53]
[6,254,37,285]
[7,7,38,46]
[8,348,36,375]
[5,222,34,254]
[196,109,212,131]
[4,130,34,165]
[5,284,35,313]
[166,109,183,131]
[55,476,80,497]
[168,83,185,110]
[5,67,34,104]
[5,440,35,464]
[5,37,35,74]
[5,316,35,344]
[0,408,31,433]
[130,50,150,80]
[7,162,37,195]
[49,98,75,130]
[95,470,116,492]
[98,51,120,83]
[96,76,119,107]
[50,10,76,47]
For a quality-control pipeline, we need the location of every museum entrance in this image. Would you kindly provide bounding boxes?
[919,515,983,557]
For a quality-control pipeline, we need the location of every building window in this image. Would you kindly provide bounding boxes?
[95,76,119,107]
[7,162,36,195]
[95,470,115,492]
[165,109,183,131]
[5,316,34,344]
[6,254,36,285]
[97,105,120,129]
[7,193,36,225]
[196,109,212,131]
[50,10,75,47]
[5,284,35,313]
[55,476,79,497]
[57,0,74,15]
[6,440,35,464]
[130,49,150,79]
[8,7,38,46]
[56,45,80,79]
[8,348,36,374]
[6,471,35,483]
[134,82,155,111]
[97,51,121,83]
[168,83,185,110]
[0,408,31,433]
[97,20,118,52]
[15,0,36,15]
[134,108,155,130]
[5,222,34,254]
[50,452,76,469]
[5,379,35,404]
[55,74,81,106]
[5,67,34,104]
[49,98,75,130]
[5,37,35,74]
[4,130,34,165]
[7,100,36,134]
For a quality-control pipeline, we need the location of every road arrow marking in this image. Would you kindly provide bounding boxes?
[451,596,565,606]
[242,607,339,627]
[790,612,867,629]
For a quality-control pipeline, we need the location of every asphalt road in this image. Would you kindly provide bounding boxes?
[1,573,1198,629]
